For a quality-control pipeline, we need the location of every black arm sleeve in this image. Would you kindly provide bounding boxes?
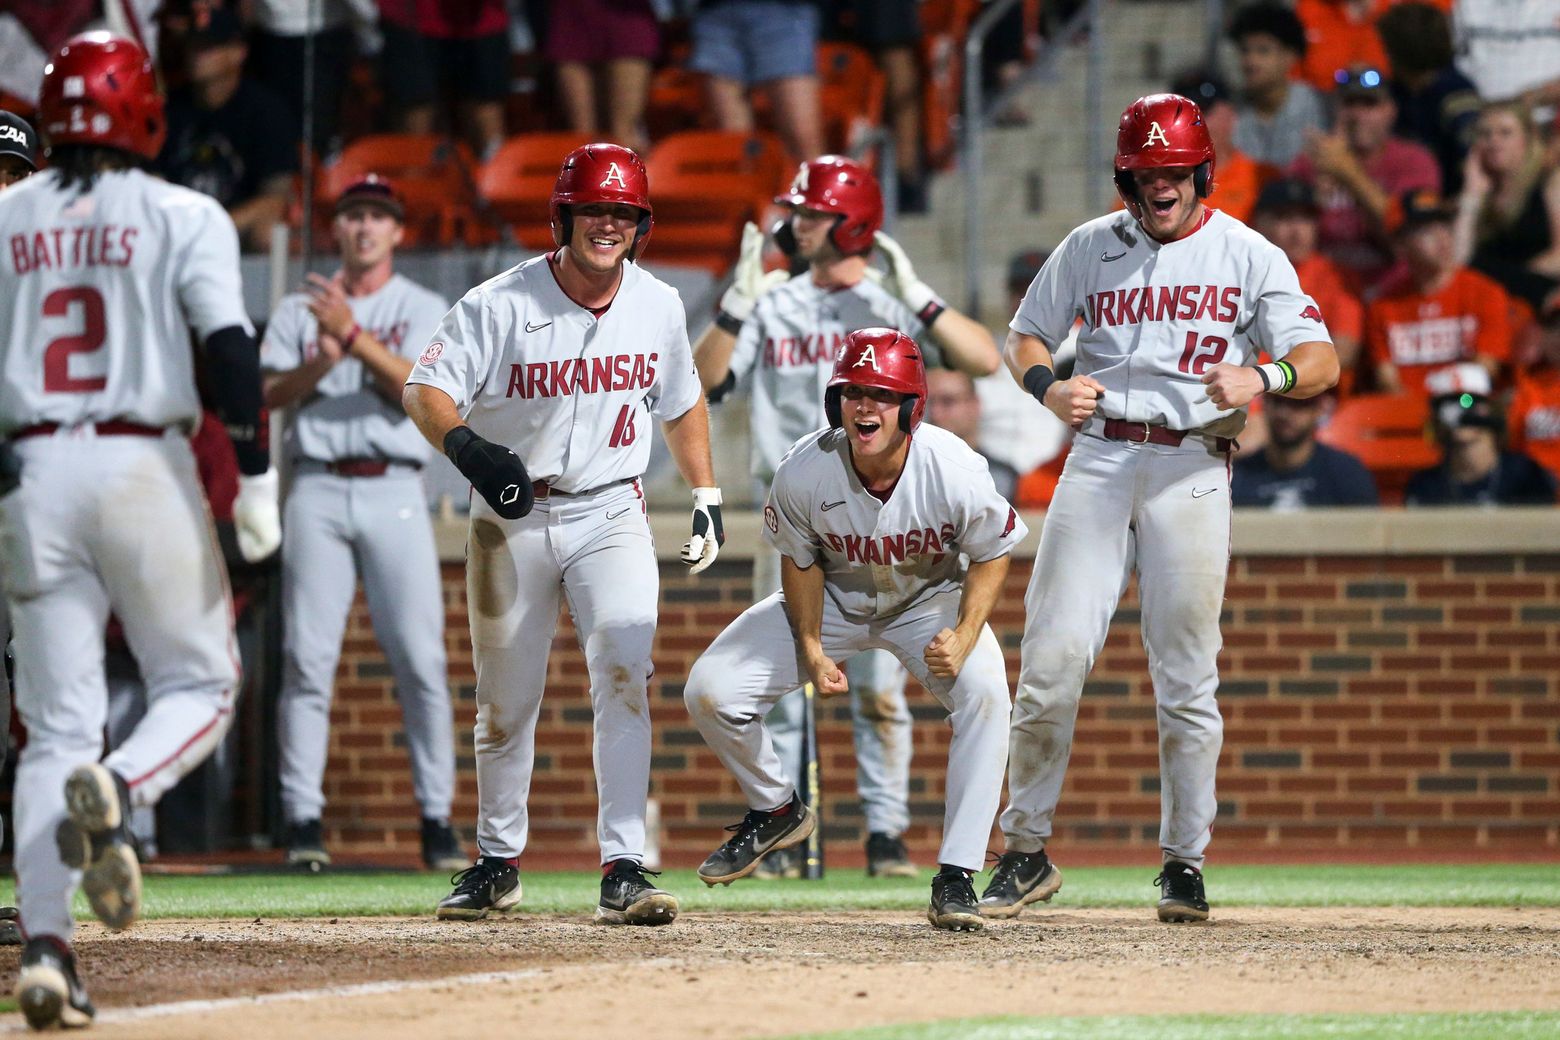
[205,324,270,476]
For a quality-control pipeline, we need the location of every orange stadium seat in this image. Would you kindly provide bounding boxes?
[477,132,596,249]
[816,42,885,156]
[1316,393,1438,504]
[645,131,793,273]
[317,134,482,249]
[645,66,708,141]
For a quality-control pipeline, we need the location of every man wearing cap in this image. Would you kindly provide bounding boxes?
[1406,365,1556,506]
[1253,178,1365,391]
[157,1,296,251]
[0,110,37,187]
[1365,190,1511,399]
[261,175,465,872]
[1290,63,1440,293]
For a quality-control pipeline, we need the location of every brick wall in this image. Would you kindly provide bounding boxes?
[319,541,1560,865]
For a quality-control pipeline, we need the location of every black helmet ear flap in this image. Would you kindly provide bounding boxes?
[1114,169,1137,203]
[824,386,843,429]
[899,397,916,432]
[771,218,797,257]
[1194,161,1213,198]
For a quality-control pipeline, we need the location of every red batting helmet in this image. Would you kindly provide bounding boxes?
[775,155,883,255]
[1113,93,1216,204]
[550,143,654,260]
[38,31,165,161]
[825,328,928,433]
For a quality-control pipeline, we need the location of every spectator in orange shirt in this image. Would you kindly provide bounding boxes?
[1171,70,1270,225]
[1366,190,1511,397]
[1253,178,1366,392]
[1295,0,1390,95]
[1508,303,1560,484]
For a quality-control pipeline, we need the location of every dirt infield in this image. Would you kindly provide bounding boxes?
[7,907,1558,1038]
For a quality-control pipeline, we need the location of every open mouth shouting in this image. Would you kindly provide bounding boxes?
[850,414,883,448]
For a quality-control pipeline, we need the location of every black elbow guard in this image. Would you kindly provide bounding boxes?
[205,324,270,475]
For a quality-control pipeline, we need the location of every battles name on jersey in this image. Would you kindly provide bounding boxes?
[1013,208,1332,437]
[0,168,252,433]
[733,273,936,482]
[406,253,702,493]
[764,423,1027,620]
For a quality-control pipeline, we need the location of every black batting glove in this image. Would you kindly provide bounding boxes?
[444,426,534,520]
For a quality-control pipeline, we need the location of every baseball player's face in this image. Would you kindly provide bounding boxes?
[0,156,31,188]
[568,203,642,274]
[1130,166,1199,241]
[334,205,403,271]
[839,384,908,459]
[789,207,839,262]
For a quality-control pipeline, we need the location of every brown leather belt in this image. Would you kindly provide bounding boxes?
[324,458,421,480]
[1101,418,1233,453]
[10,420,170,440]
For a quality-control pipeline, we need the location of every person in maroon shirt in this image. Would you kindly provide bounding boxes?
[1289,65,1441,295]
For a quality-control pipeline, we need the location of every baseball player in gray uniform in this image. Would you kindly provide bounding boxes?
[0,33,280,1028]
[981,94,1339,924]
[0,105,37,952]
[694,155,1001,877]
[405,143,721,927]
[687,328,1024,931]
[261,175,464,872]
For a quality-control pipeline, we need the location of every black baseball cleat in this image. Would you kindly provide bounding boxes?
[866,832,917,878]
[978,849,1063,919]
[284,818,331,870]
[437,856,522,920]
[697,795,815,886]
[1155,861,1210,922]
[15,936,95,1030]
[927,867,984,932]
[59,764,141,931]
[594,859,679,926]
[421,817,468,872]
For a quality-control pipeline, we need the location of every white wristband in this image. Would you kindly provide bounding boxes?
[1256,362,1288,394]
[692,486,722,508]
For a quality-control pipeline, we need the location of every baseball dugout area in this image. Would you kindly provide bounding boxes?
[2,507,1556,1038]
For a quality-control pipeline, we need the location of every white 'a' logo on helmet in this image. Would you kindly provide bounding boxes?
[853,344,879,371]
[793,165,810,193]
[1144,121,1170,148]
[602,163,628,189]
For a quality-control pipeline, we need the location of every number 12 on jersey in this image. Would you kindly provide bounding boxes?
[1178,331,1229,376]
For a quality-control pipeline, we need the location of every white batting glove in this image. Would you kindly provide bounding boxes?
[234,469,282,562]
[874,230,943,315]
[680,487,724,575]
[718,222,787,323]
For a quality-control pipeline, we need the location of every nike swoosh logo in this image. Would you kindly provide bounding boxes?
[1191,488,1217,499]
[1101,251,1126,262]
[525,321,552,333]
[820,500,845,511]
[606,507,631,520]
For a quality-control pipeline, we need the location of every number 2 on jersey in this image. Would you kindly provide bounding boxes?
[608,404,637,448]
[1177,331,1228,376]
[42,287,108,393]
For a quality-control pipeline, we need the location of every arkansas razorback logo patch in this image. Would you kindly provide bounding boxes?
[1300,305,1324,322]
[1002,506,1018,538]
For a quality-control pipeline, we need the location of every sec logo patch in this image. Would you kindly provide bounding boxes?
[419,342,444,365]
[764,505,778,533]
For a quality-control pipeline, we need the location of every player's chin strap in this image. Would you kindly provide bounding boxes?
[681,487,724,575]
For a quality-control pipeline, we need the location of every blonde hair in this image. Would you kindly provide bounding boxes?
[1474,101,1546,240]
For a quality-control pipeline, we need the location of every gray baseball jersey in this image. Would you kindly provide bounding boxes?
[0,166,245,943]
[764,424,1027,620]
[260,273,447,462]
[1012,208,1331,436]
[0,168,251,432]
[408,254,701,488]
[733,274,933,481]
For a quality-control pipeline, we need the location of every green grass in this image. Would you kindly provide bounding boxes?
[781,1012,1560,1040]
[4,863,1554,920]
